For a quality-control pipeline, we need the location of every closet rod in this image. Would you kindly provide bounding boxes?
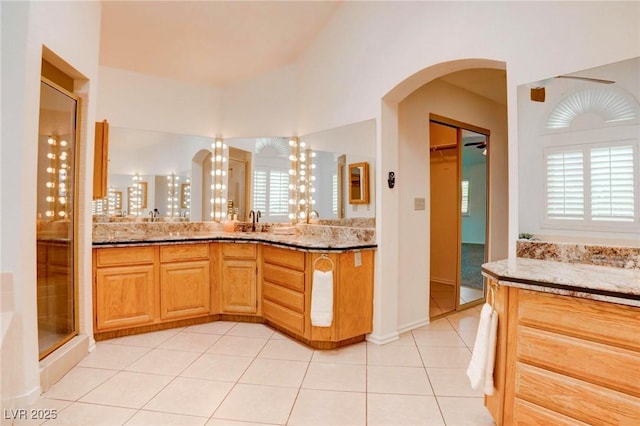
[430,143,457,152]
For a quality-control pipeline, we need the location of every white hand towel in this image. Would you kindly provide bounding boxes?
[483,309,499,395]
[310,270,333,327]
[466,303,493,389]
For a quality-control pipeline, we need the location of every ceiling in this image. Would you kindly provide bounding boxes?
[99,1,342,87]
[100,1,507,104]
[440,68,507,105]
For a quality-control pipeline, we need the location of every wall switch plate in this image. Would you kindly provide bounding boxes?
[354,251,362,267]
[414,197,426,210]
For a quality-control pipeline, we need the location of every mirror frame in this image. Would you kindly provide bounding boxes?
[348,162,369,204]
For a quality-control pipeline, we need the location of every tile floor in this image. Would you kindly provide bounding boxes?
[20,309,495,426]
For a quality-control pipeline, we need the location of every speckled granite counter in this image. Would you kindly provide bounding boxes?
[482,258,640,307]
[92,222,376,252]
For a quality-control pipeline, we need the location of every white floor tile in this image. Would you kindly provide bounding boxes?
[437,396,496,425]
[367,366,433,395]
[106,329,180,348]
[239,358,308,388]
[457,329,478,348]
[302,362,366,392]
[413,319,456,332]
[78,342,149,371]
[43,367,116,401]
[184,321,237,335]
[418,346,472,368]
[124,348,200,376]
[412,330,467,347]
[258,338,314,361]
[367,393,444,426]
[288,389,366,426]
[311,342,366,365]
[213,383,298,424]
[366,342,423,367]
[45,402,136,425]
[79,371,172,409]
[226,322,274,338]
[143,377,233,417]
[207,419,280,426]
[447,311,481,332]
[158,331,221,353]
[427,368,483,397]
[125,410,207,426]
[207,335,268,357]
[181,353,253,382]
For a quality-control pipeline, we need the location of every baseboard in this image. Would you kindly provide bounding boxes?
[7,385,41,410]
[397,317,430,334]
[366,331,400,345]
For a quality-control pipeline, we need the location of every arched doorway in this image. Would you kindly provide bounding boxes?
[372,59,508,342]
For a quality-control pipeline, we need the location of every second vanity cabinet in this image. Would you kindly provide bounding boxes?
[485,279,640,425]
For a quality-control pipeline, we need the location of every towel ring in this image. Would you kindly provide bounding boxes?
[313,253,335,272]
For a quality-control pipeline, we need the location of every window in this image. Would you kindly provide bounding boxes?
[544,142,636,227]
[253,167,289,219]
[461,179,470,215]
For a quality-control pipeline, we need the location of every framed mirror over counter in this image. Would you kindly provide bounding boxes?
[348,162,370,205]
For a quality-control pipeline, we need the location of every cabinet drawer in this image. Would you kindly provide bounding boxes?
[263,299,304,335]
[263,263,305,292]
[160,244,209,262]
[515,363,640,425]
[263,282,304,313]
[262,245,305,271]
[517,325,640,396]
[517,289,640,351]
[96,246,155,267]
[513,399,589,426]
[222,243,257,259]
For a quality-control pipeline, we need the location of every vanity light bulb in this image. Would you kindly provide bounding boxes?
[300,142,306,148]
[289,140,296,147]
[46,211,54,217]
[61,163,68,169]
[300,164,306,169]
[300,199,306,205]
[289,169,295,175]
[60,152,67,160]
[47,153,55,159]
[300,170,306,176]
[48,137,55,145]
[300,185,306,192]
[311,188,316,193]
[311,176,316,181]
[59,197,66,204]
[210,185,215,190]
[210,198,214,203]
[215,141,222,148]
[211,171,215,176]
[289,155,296,161]
[221,184,226,190]
[46,182,54,188]
[221,198,226,204]
[289,199,295,205]
[311,164,316,169]
[215,183,222,189]
[289,213,295,219]
[311,152,316,158]
[215,197,221,204]
[215,155,222,161]
[60,140,67,147]
[289,184,295,190]
[59,211,66,217]
[311,199,316,205]
[300,211,307,219]
[222,171,227,176]
[210,212,214,218]
[215,170,222,176]
[300,155,306,162]
[47,167,55,173]
[46,196,54,202]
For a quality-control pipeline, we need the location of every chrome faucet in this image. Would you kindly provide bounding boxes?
[307,209,320,223]
[249,210,262,231]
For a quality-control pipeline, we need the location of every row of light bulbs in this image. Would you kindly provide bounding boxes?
[44,136,70,219]
[210,139,228,221]
[288,137,316,221]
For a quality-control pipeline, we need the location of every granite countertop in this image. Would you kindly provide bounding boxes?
[93,230,377,252]
[482,258,640,307]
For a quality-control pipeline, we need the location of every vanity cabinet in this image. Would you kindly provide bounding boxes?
[159,244,210,320]
[220,243,258,314]
[487,285,640,425]
[262,246,306,335]
[93,246,156,331]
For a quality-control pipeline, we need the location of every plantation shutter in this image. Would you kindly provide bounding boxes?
[590,145,635,222]
[253,169,267,213]
[269,170,289,216]
[546,150,584,220]
[461,180,470,215]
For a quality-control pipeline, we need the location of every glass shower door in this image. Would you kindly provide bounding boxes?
[36,79,79,359]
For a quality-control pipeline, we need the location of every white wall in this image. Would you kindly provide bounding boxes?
[97,66,222,137]
[1,0,101,405]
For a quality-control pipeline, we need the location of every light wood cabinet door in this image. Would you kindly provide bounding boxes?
[95,265,155,330]
[221,259,257,314]
[160,260,210,320]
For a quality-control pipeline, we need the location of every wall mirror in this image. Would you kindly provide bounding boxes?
[348,162,369,204]
[517,57,639,244]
